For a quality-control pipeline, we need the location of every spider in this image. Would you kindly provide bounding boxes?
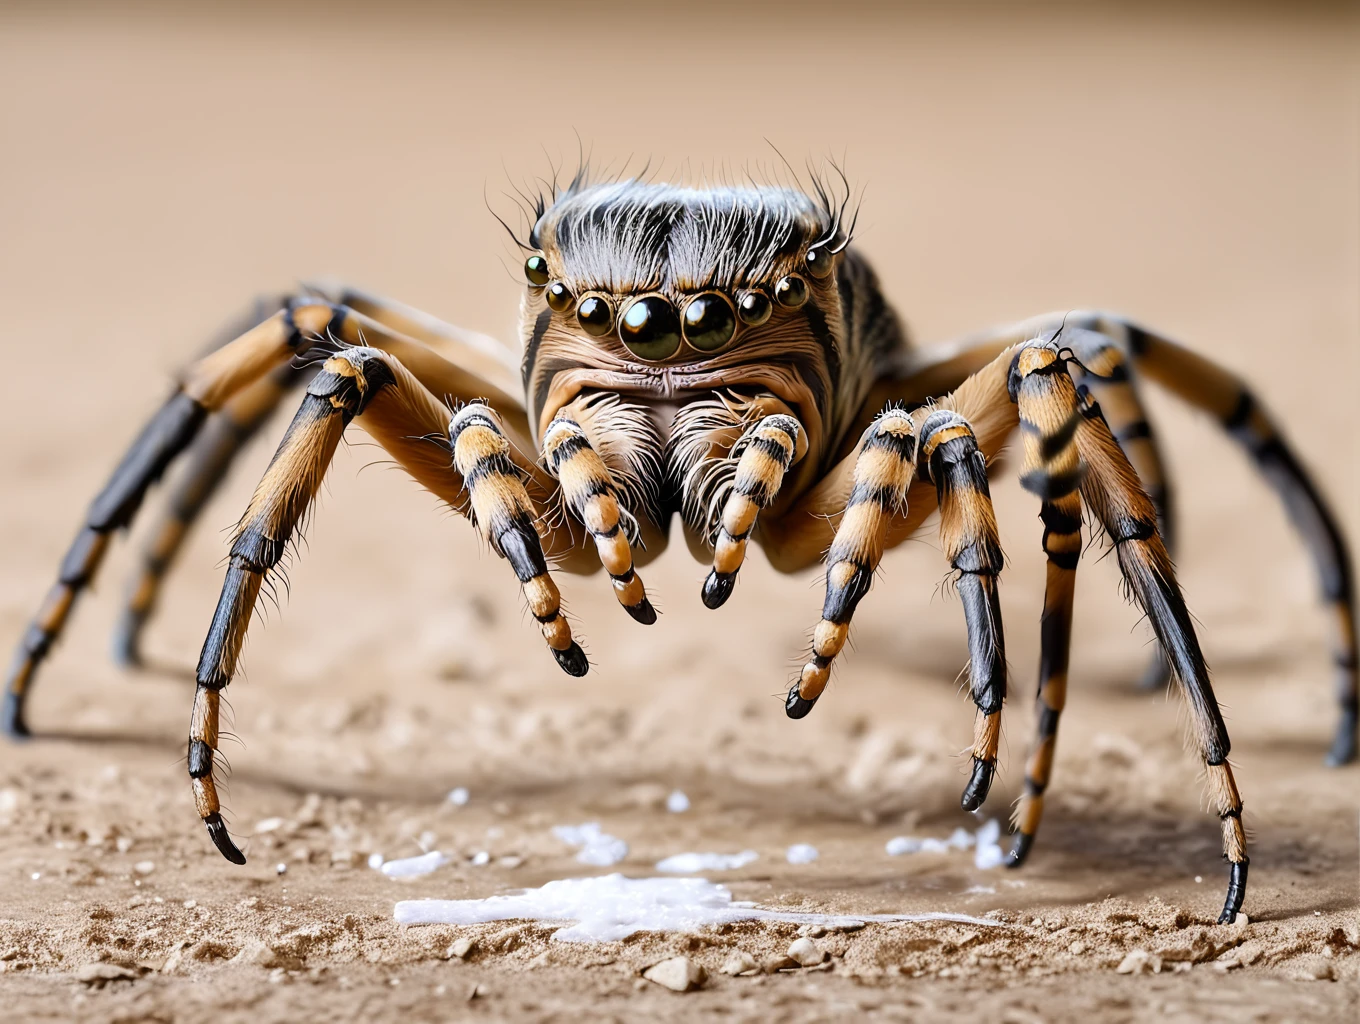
[5,171,1354,928]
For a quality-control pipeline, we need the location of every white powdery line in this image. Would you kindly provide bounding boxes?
[393,874,1008,942]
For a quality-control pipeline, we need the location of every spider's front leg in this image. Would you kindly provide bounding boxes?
[791,406,1009,811]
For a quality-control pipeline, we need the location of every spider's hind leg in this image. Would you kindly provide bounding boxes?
[113,363,306,667]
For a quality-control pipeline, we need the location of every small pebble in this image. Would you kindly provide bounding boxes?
[786,844,819,865]
[367,853,384,870]
[643,956,706,992]
[471,851,490,866]
[275,863,287,876]
[447,787,470,806]
[719,951,757,976]
[182,900,197,909]
[787,937,825,967]
[448,937,475,960]
[254,817,286,834]
[1195,876,1203,883]
[761,955,799,974]
[666,790,690,813]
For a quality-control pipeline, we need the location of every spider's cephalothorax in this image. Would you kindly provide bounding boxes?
[5,173,1356,931]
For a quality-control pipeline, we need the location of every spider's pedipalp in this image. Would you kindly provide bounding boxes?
[542,411,655,625]
[450,404,588,676]
[790,408,917,719]
[703,412,806,609]
[919,409,1007,811]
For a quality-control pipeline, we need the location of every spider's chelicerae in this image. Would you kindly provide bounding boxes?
[6,172,1355,926]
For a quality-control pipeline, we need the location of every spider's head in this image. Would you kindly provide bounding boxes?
[516,180,853,446]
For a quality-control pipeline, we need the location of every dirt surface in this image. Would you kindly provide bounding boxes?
[1,4,1357,1022]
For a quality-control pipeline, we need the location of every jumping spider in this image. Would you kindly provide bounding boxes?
[7,171,1355,926]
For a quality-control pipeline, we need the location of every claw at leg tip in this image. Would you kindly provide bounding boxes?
[701,571,735,610]
[204,812,247,865]
[1005,832,1033,868]
[960,758,995,812]
[553,642,590,677]
[785,683,818,720]
[111,616,145,670]
[2,691,31,740]
[626,599,658,626]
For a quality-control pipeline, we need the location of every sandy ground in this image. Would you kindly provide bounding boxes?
[0,4,1357,1021]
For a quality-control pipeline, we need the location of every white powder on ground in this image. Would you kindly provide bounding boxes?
[447,787,470,806]
[785,844,819,864]
[665,789,690,813]
[553,823,628,866]
[885,820,1005,869]
[655,850,758,873]
[394,874,1008,941]
[380,851,450,878]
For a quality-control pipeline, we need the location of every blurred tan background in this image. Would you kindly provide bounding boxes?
[0,5,1356,1018]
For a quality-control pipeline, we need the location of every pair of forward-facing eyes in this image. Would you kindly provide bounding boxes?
[522,248,835,361]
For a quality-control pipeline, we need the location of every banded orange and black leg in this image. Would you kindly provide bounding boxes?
[1005,342,1086,865]
[114,364,305,667]
[702,413,805,609]
[790,408,917,719]
[190,348,387,862]
[3,297,339,738]
[542,413,655,624]
[450,405,588,676]
[1073,371,1248,923]
[917,409,1007,811]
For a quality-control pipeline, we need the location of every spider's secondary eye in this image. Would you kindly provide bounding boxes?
[524,255,551,286]
[618,295,681,361]
[737,290,772,326]
[775,274,809,308]
[546,281,574,312]
[576,294,614,336]
[682,292,737,352]
[805,247,835,279]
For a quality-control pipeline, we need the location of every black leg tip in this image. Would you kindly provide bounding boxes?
[1005,831,1034,868]
[2,691,31,741]
[204,813,247,865]
[1216,860,1249,925]
[625,599,658,626]
[785,684,818,720]
[701,571,736,610]
[960,758,995,812]
[110,612,146,669]
[552,642,590,677]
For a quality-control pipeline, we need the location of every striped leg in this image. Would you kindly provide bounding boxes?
[542,414,656,625]
[789,408,917,719]
[449,405,587,677]
[918,410,1007,811]
[2,300,336,738]
[1118,324,1357,767]
[1073,373,1249,924]
[114,365,303,666]
[1006,344,1086,865]
[1063,327,1175,690]
[191,349,384,862]
[702,414,805,609]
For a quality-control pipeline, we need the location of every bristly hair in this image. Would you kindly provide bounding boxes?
[496,157,859,294]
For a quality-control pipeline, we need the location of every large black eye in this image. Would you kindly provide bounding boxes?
[775,274,808,308]
[682,292,737,352]
[618,295,681,361]
[805,247,835,279]
[576,293,614,336]
[546,281,574,312]
[737,290,772,326]
[736,290,772,326]
[524,255,550,286]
